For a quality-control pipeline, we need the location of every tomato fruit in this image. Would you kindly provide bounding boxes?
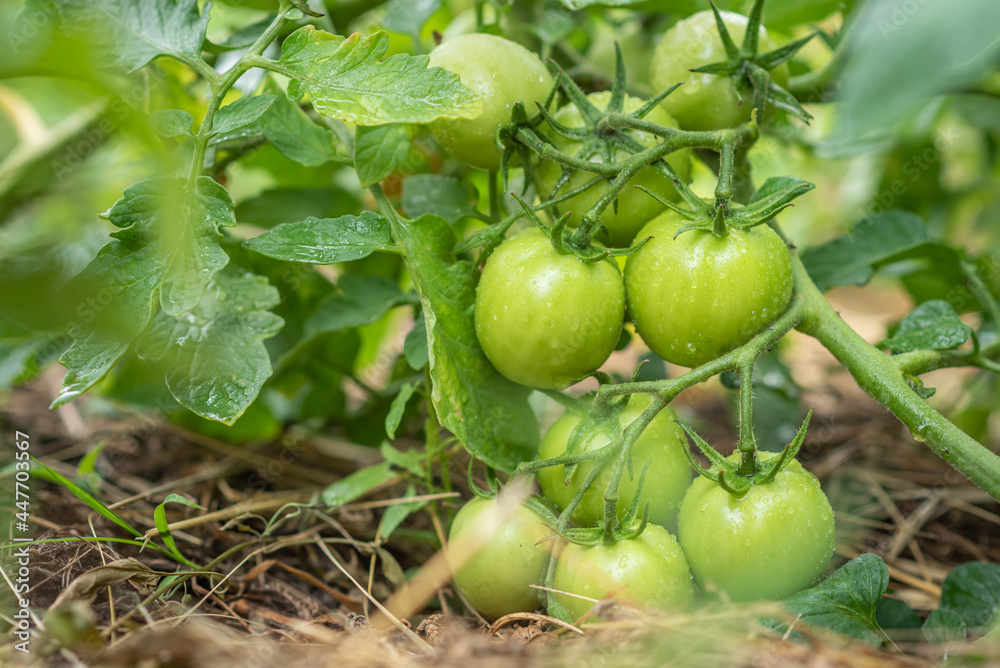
[537,395,691,529]
[535,90,691,248]
[553,523,694,620]
[427,33,554,171]
[475,226,625,389]
[677,454,836,602]
[448,495,554,618]
[624,210,793,368]
[649,10,788,131]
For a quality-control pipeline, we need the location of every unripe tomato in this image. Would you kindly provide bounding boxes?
[535,90,691,247]
[624,210,793,368]
[448,496,554,618]
[553,523,694,620]
[537,395,692,529]
[475,227,625,390]
[427,33,553,170]
[650,10,788,131]
[677,454,836,602]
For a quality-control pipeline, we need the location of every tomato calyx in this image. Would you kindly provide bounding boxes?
[692,0,817,124]
[510,193,651,263]
[638,175,815,240]
[677,409,815,497]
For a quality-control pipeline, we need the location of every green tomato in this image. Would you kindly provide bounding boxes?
[649,10,789,131]
[677,454,836,602]
[535,90,691,248]
[553,523,694,620]
[475,226,625,389]
[624,210,793,368]
[448,496,554,618]
[537,395,692,529]
[427,33,553,170]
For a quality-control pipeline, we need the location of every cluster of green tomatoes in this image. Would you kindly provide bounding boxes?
[421,10,836,620]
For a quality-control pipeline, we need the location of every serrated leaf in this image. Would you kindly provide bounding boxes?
[321,461,395,508]
[401,174,477,223]
[48,0,211,72]
[151,109,195,138]
[277,27,481,125]
[305,274,410,335]
[800,211,930,292]
[883,300,973,354]
[105,177,236,315]
[940,562,1000,630]
[385,381,417,439]
[52,176,234,409]
[258,82,343,167]
[923,609,967,644]
[135,271,283,425]
[212,95,276,136]
[354,124,413,188]
[784,553,889,644]
[394,214,538,472]
[243,212,393,263]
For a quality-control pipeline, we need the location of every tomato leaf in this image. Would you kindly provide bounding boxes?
[243,212,393,263]
[37,0,211,72]
[401,175,478,223]
[150,109,195,138]
[800,211,933,292]
[784,553,889,644]
[305,274,411,335]
[52,177,235,409]
[235,186,360,228]
[354,124,414,188]
[882,300,973,354]
[212,95,276,136]
[939,562,1000,631]
[135,271,283,425]
[394,214,538,472]
[277,27,481,125]
[257,82,344,167]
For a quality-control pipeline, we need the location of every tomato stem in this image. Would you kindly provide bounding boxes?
[792,252,1000,501]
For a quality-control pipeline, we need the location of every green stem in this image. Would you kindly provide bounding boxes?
[186,10,292,188]
[735,356,758,476]
[793,253,1000,501]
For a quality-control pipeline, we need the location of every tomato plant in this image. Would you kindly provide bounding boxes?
[677,453,836,602]
[426,32,553,171]
[474,226,625,390]
[7,0,1000,657]
[448,495,554,618]
[649,10,788,131]
[624,210,794,368]
[552,523,694,620]
[537,395,691,529]
[534,90,691,247]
